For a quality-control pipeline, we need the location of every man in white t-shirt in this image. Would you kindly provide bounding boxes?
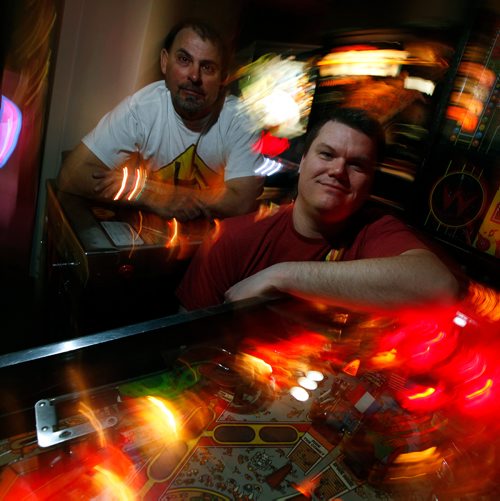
[57,19,264,221]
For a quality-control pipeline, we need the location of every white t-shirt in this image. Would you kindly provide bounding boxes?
[82,81,263,189]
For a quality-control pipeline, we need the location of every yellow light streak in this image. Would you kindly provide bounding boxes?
[407,387,436,400]
[79,402,106,448]
[146,396,177,435]
[466,378,493,400]
[94,465,136,501]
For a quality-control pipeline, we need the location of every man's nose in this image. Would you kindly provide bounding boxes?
[189,65,202,84]
[328,158,348,177]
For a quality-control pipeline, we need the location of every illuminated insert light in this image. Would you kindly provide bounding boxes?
[0,95,23,168]
[290,386,309,402]
[298,376,318,390]
[306,370,324,382]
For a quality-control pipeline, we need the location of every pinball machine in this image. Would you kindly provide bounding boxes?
[0,293,499,500]
[43,180,213,338]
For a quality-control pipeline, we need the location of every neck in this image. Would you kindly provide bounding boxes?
[179,112,211,132]
[292,200,346,239]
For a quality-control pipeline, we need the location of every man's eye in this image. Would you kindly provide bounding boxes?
[202,64,216,75]
[177,55,190,65]
[349,163,369,172]
[320,151,333,159]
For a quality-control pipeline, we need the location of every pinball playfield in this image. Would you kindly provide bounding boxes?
[0,290,499,500]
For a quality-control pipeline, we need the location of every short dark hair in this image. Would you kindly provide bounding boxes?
[163,18,229,78]
[303,107,386,162]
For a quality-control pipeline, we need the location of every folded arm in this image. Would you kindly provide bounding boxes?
[57,142,263,220]
[224,249,460,311]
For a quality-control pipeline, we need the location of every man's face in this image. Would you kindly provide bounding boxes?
[296,121,377,224]
[161,27,223,120]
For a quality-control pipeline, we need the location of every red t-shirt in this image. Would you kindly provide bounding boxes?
[176,204,430,310]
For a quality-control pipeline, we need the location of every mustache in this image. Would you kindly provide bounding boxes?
[179,84,205,95]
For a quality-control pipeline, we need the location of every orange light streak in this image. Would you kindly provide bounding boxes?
[166,218,179,248]
[146,396,177,436]
[293,475,319,496]
[408,387,436,400]
[211,218,221,241]
[254,203,279,222]
[467,282,500,322]
[371,348,397,367]
[466,378,493,400]
[113,166,129,200]
[127,167,143,201]
[393,447,440,463]
[128,210,144,259]
[93,465,136,501]
[78,402,107,448]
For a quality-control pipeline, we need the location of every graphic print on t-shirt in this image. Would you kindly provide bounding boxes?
[154,144,220,189]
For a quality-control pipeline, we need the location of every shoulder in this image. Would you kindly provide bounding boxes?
[128,81,169,108]
[344,206,429,258]
[352,206,412,232]
[218,94,251,127]
[216,204,291,243]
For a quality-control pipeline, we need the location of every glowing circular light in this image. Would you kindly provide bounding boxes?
[298,376,318,390]
[306,370,324,382]
[290,386,309,402]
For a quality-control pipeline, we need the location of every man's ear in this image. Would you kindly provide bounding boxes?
[160,48,168,75]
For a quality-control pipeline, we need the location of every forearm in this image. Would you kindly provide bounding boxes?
[57,142,110,199]
[138,175,263,220]
[255,251,460,310]
[190,177,264,218]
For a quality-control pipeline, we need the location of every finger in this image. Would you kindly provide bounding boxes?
[92,170,108,179]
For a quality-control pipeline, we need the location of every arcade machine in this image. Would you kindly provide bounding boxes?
[305,5,499,287]
[411,9,500,286]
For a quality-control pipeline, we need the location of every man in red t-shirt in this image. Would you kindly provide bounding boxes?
[177,108,459,311]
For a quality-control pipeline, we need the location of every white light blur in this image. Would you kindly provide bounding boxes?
[237,54,315,138]
[261,90,300,129]
[306,370,324,382]
[318,50,408,78]
[453,313,468,328]
[404,76,435,95]
[254,157,284,176]
[298,376,318,390]
[290,386,309,402]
